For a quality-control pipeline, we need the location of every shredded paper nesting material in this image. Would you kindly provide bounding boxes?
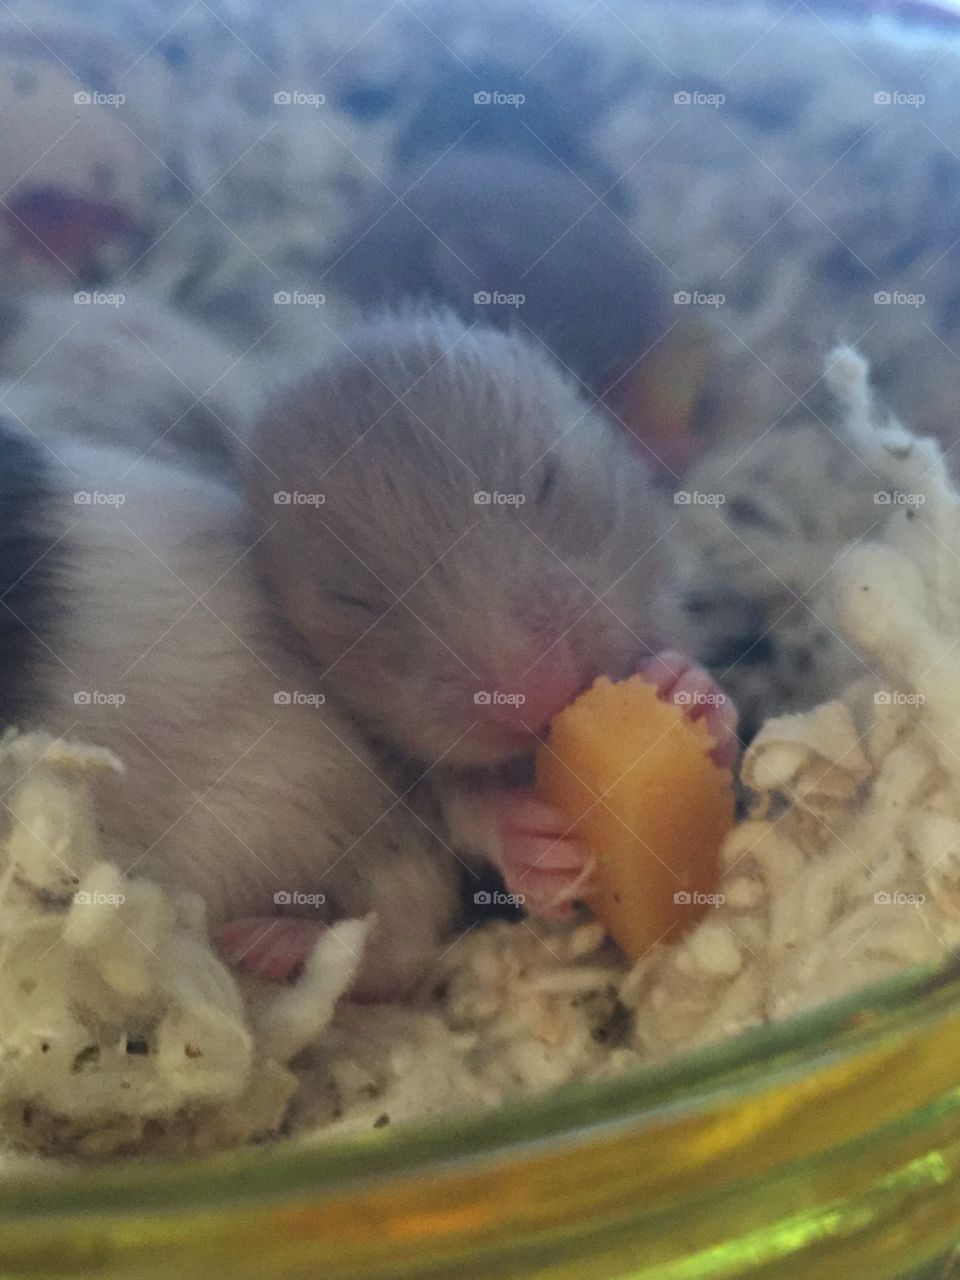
[0,734,367,1158]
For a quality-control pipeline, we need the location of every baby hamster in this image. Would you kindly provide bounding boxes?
[242,308,737,939]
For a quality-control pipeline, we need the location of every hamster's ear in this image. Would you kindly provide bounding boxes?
[601,318,715,478]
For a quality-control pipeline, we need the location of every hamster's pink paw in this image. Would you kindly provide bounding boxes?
[493,792,591,920]
[637,649,740,767]
[215,916,325,984]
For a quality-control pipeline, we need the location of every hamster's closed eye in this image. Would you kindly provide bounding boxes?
[330,590,381,613]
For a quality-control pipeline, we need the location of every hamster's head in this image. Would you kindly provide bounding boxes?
[250,311,675,768]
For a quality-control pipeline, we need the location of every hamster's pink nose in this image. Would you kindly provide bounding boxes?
[476,650,581,735]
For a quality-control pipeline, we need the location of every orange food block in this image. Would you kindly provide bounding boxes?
[535,674,734,961]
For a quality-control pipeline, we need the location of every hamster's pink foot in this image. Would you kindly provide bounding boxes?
[637,649,740,767]
[216,916,325,984]
[493,792,592,921]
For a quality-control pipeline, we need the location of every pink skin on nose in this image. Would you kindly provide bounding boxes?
[473,647,582,735]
